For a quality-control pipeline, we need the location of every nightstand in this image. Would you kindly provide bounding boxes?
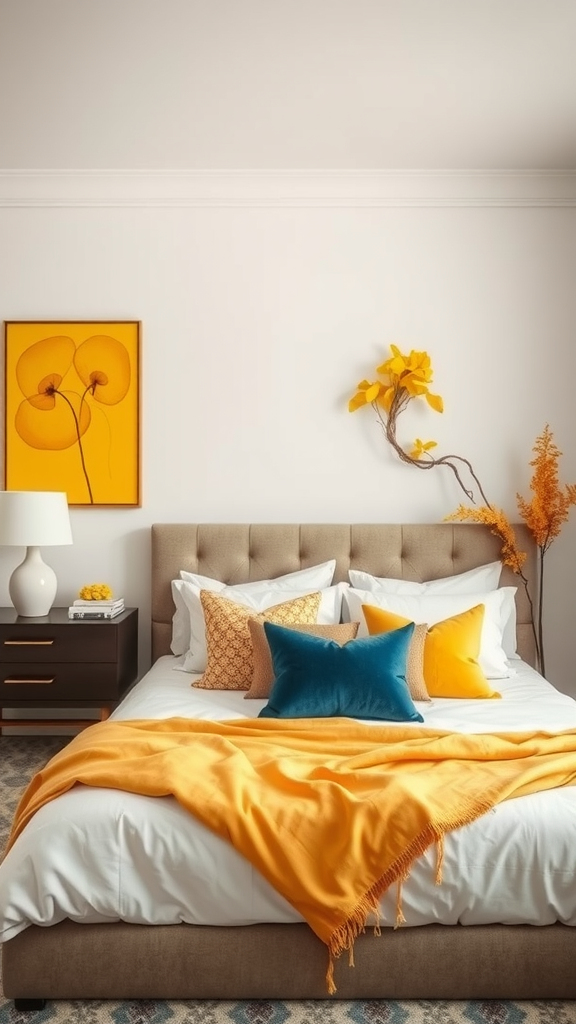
[0,607,138,732]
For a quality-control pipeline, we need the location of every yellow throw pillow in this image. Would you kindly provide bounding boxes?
[193,590,322,690]
[361,605,430,702]
[362,602,501,700]
[245,620,360,699]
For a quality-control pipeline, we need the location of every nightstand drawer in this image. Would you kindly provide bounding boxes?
[0,623,118,663]
[0,663,123,702]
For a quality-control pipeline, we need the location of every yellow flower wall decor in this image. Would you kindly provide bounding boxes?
[349,346,576,676]
[4,321,141,507]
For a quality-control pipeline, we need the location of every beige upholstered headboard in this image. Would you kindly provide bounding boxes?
[151,523,536,667]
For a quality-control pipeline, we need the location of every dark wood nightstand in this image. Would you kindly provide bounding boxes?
[0,607,138,732]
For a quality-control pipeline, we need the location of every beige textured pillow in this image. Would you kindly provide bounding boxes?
[245,620,360,699]
[404,622,431,702]
[193,589,322,690]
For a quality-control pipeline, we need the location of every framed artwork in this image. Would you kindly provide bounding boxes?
[4,321,141,507]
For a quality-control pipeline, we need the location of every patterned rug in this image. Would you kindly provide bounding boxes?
[1,737,575,1024]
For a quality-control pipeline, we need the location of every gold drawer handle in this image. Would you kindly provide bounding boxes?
[3,639,55,646]
[3,678,55,685]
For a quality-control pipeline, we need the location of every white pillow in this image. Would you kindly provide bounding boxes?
[501,600,519,660]
[175,578,347,674]
[343,587,517,679]
[170,559,336,656]
[348,561,502,596]
[178,582,347,673]
[347,561,520,659]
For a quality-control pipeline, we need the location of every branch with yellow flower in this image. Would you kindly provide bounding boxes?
[349,347,576,677]
[350,347,493,505]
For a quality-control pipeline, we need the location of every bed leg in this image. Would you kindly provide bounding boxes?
[14,998,46,1011]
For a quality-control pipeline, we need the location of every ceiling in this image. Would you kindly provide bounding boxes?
[1,0,575,169]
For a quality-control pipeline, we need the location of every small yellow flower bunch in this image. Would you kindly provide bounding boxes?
[78,583,113,601]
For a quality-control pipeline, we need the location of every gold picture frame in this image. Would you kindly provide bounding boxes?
[4,320,141,507]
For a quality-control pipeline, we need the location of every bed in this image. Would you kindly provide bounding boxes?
[2,521,576,1007]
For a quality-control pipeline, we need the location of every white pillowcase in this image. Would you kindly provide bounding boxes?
[343,587,517,679]
[348,560,502,596]
[501,603,519,660]
[170,560,337,657]
[347,561,521,659]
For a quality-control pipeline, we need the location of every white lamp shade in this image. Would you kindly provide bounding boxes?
[0,491,73,616]
[0,491,73,547]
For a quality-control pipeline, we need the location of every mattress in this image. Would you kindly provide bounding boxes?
[2,654,576,944]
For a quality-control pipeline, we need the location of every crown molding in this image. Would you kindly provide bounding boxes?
[1,169,576,207]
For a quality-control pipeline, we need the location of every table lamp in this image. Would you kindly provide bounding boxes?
[0,490,73,616]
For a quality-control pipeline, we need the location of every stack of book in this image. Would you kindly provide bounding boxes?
[68,598,125,620]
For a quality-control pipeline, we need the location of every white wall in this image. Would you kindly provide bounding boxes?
[1,175,575,694]
[1,1,575,700]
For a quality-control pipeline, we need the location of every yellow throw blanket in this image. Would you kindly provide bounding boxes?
[7,716,576,993]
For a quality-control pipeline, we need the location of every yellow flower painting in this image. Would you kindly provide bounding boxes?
[4,321,140,507]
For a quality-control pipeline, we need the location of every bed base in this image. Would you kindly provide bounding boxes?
[4,920,576,1001]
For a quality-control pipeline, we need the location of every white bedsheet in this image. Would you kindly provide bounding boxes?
[2,655,576,943]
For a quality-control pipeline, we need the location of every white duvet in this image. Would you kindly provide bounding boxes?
[2,655,576,943]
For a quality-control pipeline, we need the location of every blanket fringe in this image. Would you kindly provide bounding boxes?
[326,819,460,993]
[436,833,444,884]
[327,798,501,991]
[326,956,337,995]
[395,878,406,927]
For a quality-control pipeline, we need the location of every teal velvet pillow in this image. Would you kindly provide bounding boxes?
[258,620,423,722]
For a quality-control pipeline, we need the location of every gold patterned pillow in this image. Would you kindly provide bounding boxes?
[245,620,360,699]
[193,589,322,690]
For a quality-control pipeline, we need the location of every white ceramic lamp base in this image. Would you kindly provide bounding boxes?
[9,546,58,617]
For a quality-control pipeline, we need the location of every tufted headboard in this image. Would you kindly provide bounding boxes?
[150,522,536,666]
